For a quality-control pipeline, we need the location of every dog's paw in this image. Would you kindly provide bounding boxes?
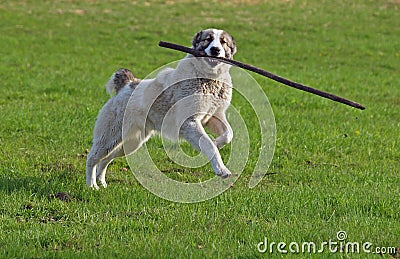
[100,180,108,188]
[217,167,232,179]
[89,183,100,190]
[97,175,108,188]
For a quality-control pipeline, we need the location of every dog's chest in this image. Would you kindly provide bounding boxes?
[147,77,232,133]
[179,78,231,100]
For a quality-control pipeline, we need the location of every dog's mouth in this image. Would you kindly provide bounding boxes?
[204,57,221,67]
[192,50,227,68]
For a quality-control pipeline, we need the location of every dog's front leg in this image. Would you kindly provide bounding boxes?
[205,113,233,149]
[181,119,231,178]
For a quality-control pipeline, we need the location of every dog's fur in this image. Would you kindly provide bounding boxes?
[86,28,237,189]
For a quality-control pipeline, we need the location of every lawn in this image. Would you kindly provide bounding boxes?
[0,0,399,258]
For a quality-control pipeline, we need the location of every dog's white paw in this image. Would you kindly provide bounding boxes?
[89,183,100,190]
[100,180,108,188]
[217,167,232,179]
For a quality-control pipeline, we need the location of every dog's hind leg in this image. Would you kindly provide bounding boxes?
[86,141,123,189]
[86,151,101,189]
[96,159,112,188]
[181,119,231,178]
[96,145,124,188]
[86,160,99,189]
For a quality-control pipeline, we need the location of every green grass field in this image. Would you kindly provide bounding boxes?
[1,0,399,258]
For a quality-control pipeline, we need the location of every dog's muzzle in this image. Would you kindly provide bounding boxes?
[210,46,221,56]
[205,47,224,67]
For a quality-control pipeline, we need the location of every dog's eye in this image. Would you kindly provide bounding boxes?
[220,38,227,44]
[204,36,213,42]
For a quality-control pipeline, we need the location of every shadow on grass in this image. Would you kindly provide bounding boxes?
[0,162,86,202]
[0,175,44,194]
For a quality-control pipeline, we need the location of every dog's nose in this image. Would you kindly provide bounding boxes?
[210,47,221,56]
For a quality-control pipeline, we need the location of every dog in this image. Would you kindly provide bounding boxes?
[86,28,237,189]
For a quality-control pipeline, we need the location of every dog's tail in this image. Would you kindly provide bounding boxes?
[105,68,141,96]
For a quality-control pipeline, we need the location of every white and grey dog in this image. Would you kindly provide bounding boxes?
[86,28,237,189]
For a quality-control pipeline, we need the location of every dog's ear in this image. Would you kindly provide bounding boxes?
[221,31,237,58]
[227,35,237,56]
[192,30,204,48]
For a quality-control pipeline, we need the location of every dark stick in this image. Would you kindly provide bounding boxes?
[158,41,365,110]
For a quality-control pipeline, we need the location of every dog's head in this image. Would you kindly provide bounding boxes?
[191,28,236,69]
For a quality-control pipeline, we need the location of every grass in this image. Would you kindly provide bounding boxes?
[0,0,399,257]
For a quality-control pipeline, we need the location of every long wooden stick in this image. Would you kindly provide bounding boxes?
[158,41,365,110]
